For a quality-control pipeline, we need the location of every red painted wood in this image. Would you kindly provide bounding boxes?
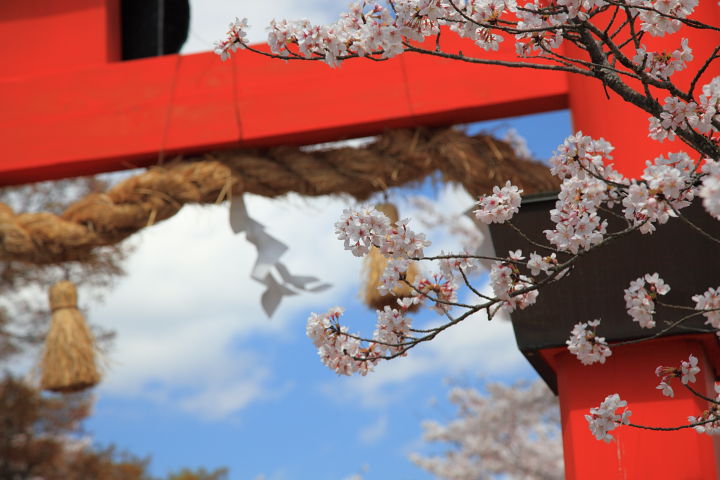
[546,338,720,479]
[0,30,568,186]
[0,0,120,77]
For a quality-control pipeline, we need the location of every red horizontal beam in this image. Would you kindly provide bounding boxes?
[0,34,568,186]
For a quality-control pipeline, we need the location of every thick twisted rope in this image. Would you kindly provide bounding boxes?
[0,128,559,265]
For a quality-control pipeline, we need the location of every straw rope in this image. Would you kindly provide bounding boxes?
[0,128,558,266]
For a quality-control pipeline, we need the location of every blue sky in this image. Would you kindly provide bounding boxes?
[82,3,573,479]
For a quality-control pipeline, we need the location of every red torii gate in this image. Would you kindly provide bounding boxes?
[1,1,719,478]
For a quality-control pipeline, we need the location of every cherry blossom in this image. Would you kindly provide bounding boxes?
[334,206,430,259]
[377,218,432,259]
[214,17,248,61]
[527,252,558,276]
[473,181,523,224]
[692,76,720,134]
[446,0,515,51]
[373,305,413,356]
[692,286,720,333]
[566,319,612,365]
[681,354,701,384]
[378,257,411,295]
[648,97,697,142]
[655,354,701,398]
[306,304,416,375]
[586,394,632,442]
[656,379,675,397]
[306,307,376,375]
[437,252,482,282]
[634,39,693,80]
[633,0,698,36]
[624,273,671,328]
[688,385,720,434]
[414,274,459,314]
[699,161,720,219]
[647,77,720,142]
[335,206,391,257]
[548,131,617,181]
[515,0,567,56]
[489,251,539,313]
[545,176,609,253]
[622,153,695,233]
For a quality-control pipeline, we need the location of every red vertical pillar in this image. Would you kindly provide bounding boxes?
[560,6,720,477]
[565,2,720,178]
[547,338,720,479]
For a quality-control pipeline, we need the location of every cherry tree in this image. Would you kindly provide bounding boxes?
[214,0,720,443]
[411,379,564,480]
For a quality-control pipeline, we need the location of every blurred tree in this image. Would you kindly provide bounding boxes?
[0,374,150,480]
[411,380,564,480]
[0,176,130,364]
[0,177,230,479]
[166,467,230,480]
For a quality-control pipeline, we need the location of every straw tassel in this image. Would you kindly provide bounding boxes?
[362,203,420,312]
[40,281,100,393]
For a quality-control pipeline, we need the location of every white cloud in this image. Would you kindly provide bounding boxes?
[92,193,364,418]
[358,415,388,445]
[177,365,271,419]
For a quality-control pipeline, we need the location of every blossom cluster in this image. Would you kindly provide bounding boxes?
[373,304,414,357]
[621,153,695,234]
[699,160,720,219]
[306,307,373,375]
[437,252,482,282]
[585,394,632,442]
[689,384,720,434]
[566,319,612,365]
[545,132,618,253]
[655,354,701,397]
[692,286,720,334]
[473,181,523,224]
[377,257,411,295]
[335,206,430,261]
[414,274,459,314]
[649,77,720,141]
[527,252,559,276]
[335,206,392,257]
[633,38,693,80]
[632,0,698,36]
[306,303,415,376]
[489,250,538,313]
[214,18,248,61]
[216,0,706,68]
[623,273,671,328]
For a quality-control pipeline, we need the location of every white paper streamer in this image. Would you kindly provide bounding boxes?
[230,196,331,317]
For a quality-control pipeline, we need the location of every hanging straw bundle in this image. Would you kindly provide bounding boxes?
[40,281,100,393]
[362,203,420,312]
